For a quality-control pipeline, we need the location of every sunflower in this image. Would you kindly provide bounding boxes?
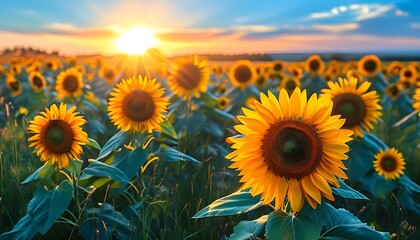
[304,55,325,75]
[44,59,59,71]
[342,61,359,74]
[270,60,285,75]
[373,148,405,180]
[288,64,303,79]
[387,61,403,77]
[358,55,382,78]
[168,55,210,98]
[321,77,382,137]
[217,96,231,110]
[210,64,223,78]
[399,66,418,85]
[228,60,258,88]
[28,103,88,169]
[99,64,118,84]
[55,67,84,98]
[346,69,364,83]
[412,88,420,114]
[29,71,46,91]
[226,88,353,213]
[255,73,269,88]
[385,83,401,99]
[9,64,21,75]
[108,75,169,133]
[6,74,21,96]
[279,77,301,96]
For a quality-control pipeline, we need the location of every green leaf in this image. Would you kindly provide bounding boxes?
[265,210,321,240]
[156,144,200,164]
[27,180,74,235]
[113,147,149,180]
[86,137,101,150]
[21,162,56,184]
[192,189,263,218]
[230,215,268,240]
[98,130,130,157]
[398,175,420,192]
[332,179,369,200]
[322,224,390,240]
[81,160,129,183]
[0,215,38,240]
[160,120,178,139]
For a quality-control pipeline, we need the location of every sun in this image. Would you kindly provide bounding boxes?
[116,27,157,55]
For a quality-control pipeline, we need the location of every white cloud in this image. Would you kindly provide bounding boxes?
[312,23,359,32]
[309,4,394,21]
[232,25,277,33]
[410,23,420,29]
[395,9,410,17]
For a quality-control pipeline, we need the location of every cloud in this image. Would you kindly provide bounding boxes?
[410,23,420,29]
[309,4,394,21]
[42,23,118,38]
[312,23,359,33]
[395,9,410,17]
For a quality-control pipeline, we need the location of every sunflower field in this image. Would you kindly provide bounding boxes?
[0,49,419,239]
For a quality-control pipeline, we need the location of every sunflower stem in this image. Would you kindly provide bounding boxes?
[393,110,418,128]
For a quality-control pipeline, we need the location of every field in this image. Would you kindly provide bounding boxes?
[0,48,419,239]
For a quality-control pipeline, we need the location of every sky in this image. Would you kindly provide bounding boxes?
[0,0,419,56]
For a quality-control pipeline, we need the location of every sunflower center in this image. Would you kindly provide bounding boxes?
[105,70,115,80]
[63,75,79,93]
[262,120,322,179]
[380,156,397,172]
[309,60,320,71]
[47,62,53,68]
[10,81,20,91]
[332,93,366,128]
[45,120,74,154]
[363,60,377,72]
[122,90,155,121]
[388,86,399,97]
[286,80,296,91]
[404,70,413,78]
[273,63,282,71]
[234,65,252,83]
[33,76,44,88]
[175,63,201,89]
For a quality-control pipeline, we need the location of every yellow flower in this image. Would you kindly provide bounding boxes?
[399,66,418,86]
[358,55,382,77]
[227,88,353,213]
[29,71,47,91]
[321,77,382,137]
[6,74,21,96]
[346,69,364,83]
[28,103,88,169]
[279,77,301,96]
[387,61,403,77]
[373,148,405,180]
[107,75,169,133]
[304,55,325,75]
[19,107,28,116]
[168,55,209,98]
[385,84,401,99]
[412,88,420,114]
[55,67,84,98]
[99,64,118,84]
[228,60,258,88]
[288,64,303,79]
[217,96,231,110]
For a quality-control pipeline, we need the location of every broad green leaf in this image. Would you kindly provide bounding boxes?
[113,147,149,180]
[332,179,369,200]
[81,160,129,183]
[214,108,235,120]
[27,180,74,235]
[86,137,101,150]
[21,162,56,184]
[322,224,390,240]
[193,189,263,218]
[230,215,268,240]
[345,142,375,184]
[398,175,420,192]
[265,210,321,240]
[160,120,178,139]
[0,215,38,240]
[156,144,200,164]
[79,203,133,240]
[98,130,130,157]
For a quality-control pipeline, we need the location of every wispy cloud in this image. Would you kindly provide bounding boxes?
[310,4,394,21]
[42,23,118,38]
[395,9,410,17]
[312,23,359,32]
[410,22,420,29]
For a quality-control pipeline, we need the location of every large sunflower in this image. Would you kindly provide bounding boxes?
[167,55,209,98]
[228,60,258,88]
[108,75,169,133]
[373,148,405,180]
[321,77,382,137]
[29,71,46,91]
[358,55,382,77]
[55,67,84,98]
[304,55,325,75]
[226,88,353,213]
[28,103,88,169]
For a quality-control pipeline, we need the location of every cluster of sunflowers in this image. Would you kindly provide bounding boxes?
[0,50,419,239]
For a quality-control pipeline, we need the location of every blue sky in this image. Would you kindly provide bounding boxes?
[0,0,419,55]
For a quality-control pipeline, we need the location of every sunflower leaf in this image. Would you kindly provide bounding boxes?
[230,215,268,240]
[265,210,321,240]
[192,189,263,218]
[156,144,200,164]
[98,130,130,157]
[86,137,101,150]
[160,120,178,139]
[332,179,369,200]
[81,159,130,183]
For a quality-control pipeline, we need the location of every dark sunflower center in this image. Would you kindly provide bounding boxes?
[10,81,20,91]
[286,80,296,91]
[234,65,252,83]
[363,59,377,72]
[33,76,44,88]
[273,63,282,71]
[63,75,79,93]
[262,120,322,179]
[105,70,115,80]
[122,90,155,121]
[44,120,74,154]
[387,86,399,97]
[174,63,201,89]
[47,62,53,68]
[380,156,397,172]
[309,60,320,71]
[219,99,227,107]
[256,76,265,85]
[404,70,413,78]
[401,81,410,89]
[292,70,299,77]
[332,93,366,128]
